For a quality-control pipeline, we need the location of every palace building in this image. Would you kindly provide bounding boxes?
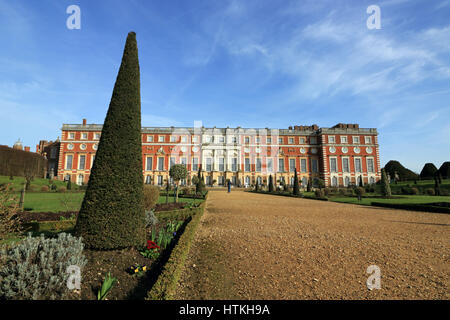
[57,119,381,188]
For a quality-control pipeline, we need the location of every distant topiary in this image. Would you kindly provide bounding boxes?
[293,168,300,196]
[0,233,87,300]
[169,164,188,202]
[420,163,438,180]
[380,168,392,197]
[384,160,419,181]
[143,185,160,210]
[438,161,450,179]
[74,32,146,250]
[145,210,158,228]
[268,175,274,193]
[67,177,72,190]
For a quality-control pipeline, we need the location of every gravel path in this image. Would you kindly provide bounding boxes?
[174,190,449,299]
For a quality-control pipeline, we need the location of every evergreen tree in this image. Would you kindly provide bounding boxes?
[74,32,146,250]
[268,175,274,193]
[67,177,72,190]
[434,174,441,196]
[307,178,312,192]
[165,179,170,205]
[384,160,419,181]
[380,168,392,198]
[420,163,438,180]
[293,168,300,196]
[438,161,450,179]
[169,164,187,203]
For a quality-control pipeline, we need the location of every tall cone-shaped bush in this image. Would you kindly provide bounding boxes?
[75,32,145,249]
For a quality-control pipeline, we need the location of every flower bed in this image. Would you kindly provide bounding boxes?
[147,200,207,300]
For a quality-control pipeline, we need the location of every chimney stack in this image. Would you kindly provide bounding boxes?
[24,146,30,152]
[82,118,87,126]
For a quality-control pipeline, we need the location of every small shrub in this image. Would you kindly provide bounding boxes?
[354,187,366,197]
[0,184,22,240]
[426,188,435,196]
[339,189,346,196]
[143,185,160,210]
[57,186,67,193]
[181,187,193,196]
[145,209,158,228]
[41,186,49,192]
[315,189,325,198]
[401,187,411,195]
[410,187,419,195]
[0,233,87,300]
[323,188,331,197]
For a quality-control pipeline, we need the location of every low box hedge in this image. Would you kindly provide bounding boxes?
[147,197,208,300]
[250,190,329,201]
[155,207,201,221]
[370,202,450,214]
[23,219,76,233]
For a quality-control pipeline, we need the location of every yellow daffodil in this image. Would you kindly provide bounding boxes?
[143,266,147,271]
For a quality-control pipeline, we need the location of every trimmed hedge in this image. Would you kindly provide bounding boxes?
[147,199,207,300]
[155,207,202,222]
[250,189,330,201]
[75,32,146,250]
[370,202,450,214]
[23,220,76,233]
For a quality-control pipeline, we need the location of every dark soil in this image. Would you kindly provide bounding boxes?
[154,202,185,212]
[17,203,186,224]
[67,219,187,300]
[17,211,78,223]
[68,247,156,300]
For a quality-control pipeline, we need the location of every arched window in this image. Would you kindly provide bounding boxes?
[302,177,308,187]
[145,175,152,184]
[313,178,319,187]
[344,176,350,187]
[245,176,250,186]
[332,176,338,187]
[77,174,84,186]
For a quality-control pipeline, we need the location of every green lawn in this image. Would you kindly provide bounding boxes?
[18,192,199,212]
[330,195,450,206]
[23,192,85,212]
[0,175,77,192]
[388,179,450,193]
[157,195,198,204]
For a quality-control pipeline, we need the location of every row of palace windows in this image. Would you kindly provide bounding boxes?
[67,132,101,140]
[329,157,375,173]
[328,135,372,144]
[144,135,318,145]
[330,176,376,187]
[145,156,320,173]
[65,154,95,170]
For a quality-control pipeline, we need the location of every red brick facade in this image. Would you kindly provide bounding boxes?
[58,121,381,187]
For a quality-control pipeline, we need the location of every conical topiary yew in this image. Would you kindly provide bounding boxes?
[75,32,146,250]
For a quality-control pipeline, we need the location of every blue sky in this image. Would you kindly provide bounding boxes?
[0,0,449,173]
